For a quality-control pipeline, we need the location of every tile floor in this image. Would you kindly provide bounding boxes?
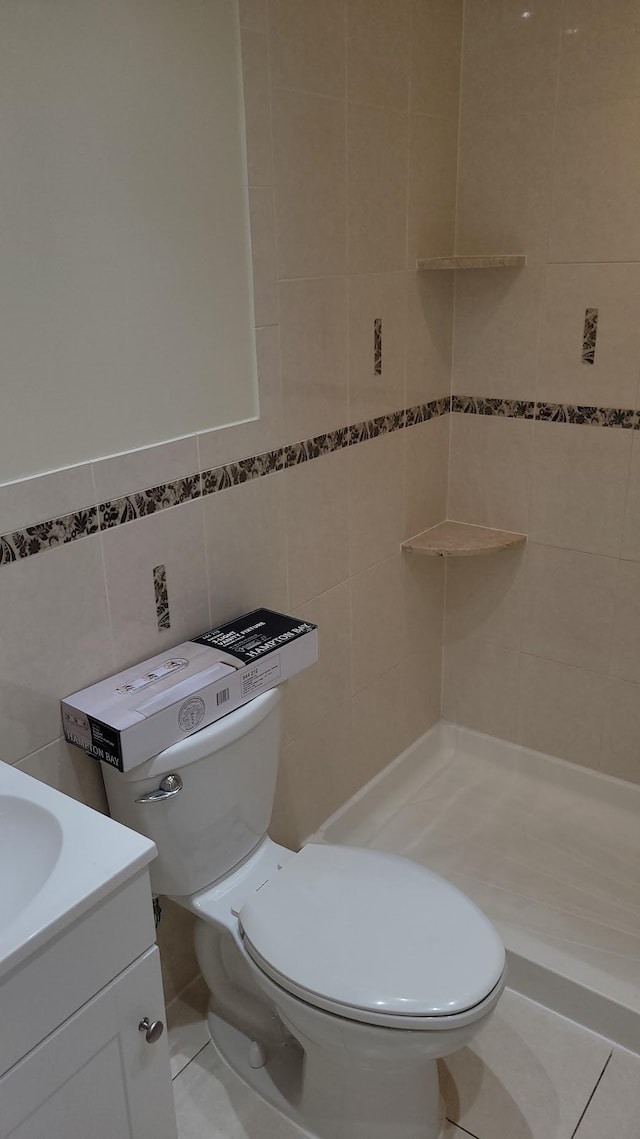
[168,976,640,1138]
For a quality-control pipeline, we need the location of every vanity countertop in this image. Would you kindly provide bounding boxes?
[0,760,155,981]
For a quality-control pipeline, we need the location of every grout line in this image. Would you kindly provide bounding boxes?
[404,0,413,273]
[167,973,207,1010]
[453,0,465,257]
[542,3,566,267]
[569,1049,613,1139]
[344,0,351,423]
[445,1117,483,1139]
[444,381,455,523]
[351,656,405,701]
[514,652,524,750]
[171,1039,211,1084]
[515,410,536,728]
[269,81,344,104]
[401,0,412,459]
[601,425,640,759]
[245,178,273,191]
[199,485,214,629]
[448,0,459,535]
[90,467,118,674]
[615,425,637,566]
[277,269,401,284]
[270,84,457,124]
[263,0,279,279]
[548,259,640,266]
[517,648,615,681]
[602,557,623,718]
[440,0,458,738]
[440,556,448,720]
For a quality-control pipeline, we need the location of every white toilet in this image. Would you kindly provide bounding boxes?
[102,687,506,1139]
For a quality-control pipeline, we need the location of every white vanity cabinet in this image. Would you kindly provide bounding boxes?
[0,945,176,1139]
[0,869,177,1139]
[0,761,177,1139]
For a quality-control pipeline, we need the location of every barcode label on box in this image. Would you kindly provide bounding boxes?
[216,688,230,707]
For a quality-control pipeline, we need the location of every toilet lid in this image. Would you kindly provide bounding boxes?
[239,844,505,1021]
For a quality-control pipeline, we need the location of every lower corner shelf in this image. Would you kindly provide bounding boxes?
[402,520,527,558]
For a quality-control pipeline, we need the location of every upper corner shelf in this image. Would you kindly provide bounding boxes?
[416,254,526,271]
[402,520,527,558]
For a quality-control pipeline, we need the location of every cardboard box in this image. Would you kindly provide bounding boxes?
[62,609,317,772]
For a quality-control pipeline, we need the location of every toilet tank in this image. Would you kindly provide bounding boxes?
[101,687,282,897]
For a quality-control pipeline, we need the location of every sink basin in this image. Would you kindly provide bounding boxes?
[0,760,156,980]
[0,796,63,925]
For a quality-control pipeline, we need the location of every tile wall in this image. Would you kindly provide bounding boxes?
[7,0,640,1008]
[444,0,640,785]
[0,0,461,1001]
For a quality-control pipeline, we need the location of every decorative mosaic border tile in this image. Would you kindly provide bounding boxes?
[0,508,99,566]
[346,411,403,446]
[582,308,598,366]
[452,395,536,419]
[201,401,445,487]
[452,396,638,429]
[535,403,638,429]
[0,400,449,567]
[281,429,350,469]
[153,564,170,631]
[406,398,450,427]
[6,391,637,569]
[201,447,284,493]
[99,475,201,530]
[374,317,382,376]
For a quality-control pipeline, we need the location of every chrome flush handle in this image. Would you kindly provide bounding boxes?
[135,773,183,803]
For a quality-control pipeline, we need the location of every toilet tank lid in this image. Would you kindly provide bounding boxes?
[239,843,506,1019]
[109,687,281,781]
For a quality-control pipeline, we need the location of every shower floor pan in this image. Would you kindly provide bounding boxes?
[312,722,640,1053]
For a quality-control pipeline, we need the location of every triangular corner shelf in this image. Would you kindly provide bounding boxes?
[402,520,527,557]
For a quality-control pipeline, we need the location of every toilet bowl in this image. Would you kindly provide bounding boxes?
[102,687,506,1139]
[190,838,505,1139]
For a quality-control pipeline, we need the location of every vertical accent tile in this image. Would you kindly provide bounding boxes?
[374,317,382,376]
[582,307,599,365]
[153,564,171,631]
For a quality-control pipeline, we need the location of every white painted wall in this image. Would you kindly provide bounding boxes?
[0,0,257,482]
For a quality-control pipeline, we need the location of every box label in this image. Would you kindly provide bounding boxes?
[64,714,123,769]
[241,655,281,698]
[193,609,315,664]
[63,607,317,772]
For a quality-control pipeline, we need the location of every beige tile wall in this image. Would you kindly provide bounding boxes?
[10,0,640,1009]
[445,0,640,786]
[0,0,461,1001]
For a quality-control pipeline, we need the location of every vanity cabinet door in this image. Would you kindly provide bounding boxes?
[0,947,177,1139]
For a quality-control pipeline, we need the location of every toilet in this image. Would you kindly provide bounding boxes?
[102,687,506,1139]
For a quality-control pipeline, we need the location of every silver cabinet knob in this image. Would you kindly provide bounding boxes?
[139,1017,164,1043]
[135,773,183,804]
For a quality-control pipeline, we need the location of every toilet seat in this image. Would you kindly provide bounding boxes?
[239,843,506,1030]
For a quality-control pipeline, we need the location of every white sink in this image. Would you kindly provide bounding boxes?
[0,796,63,925]
[0,761,156,980]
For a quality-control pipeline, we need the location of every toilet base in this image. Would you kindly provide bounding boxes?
[208,1011,306,1127]
[297,1040,443,1139]
[207,1011,446,1139]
